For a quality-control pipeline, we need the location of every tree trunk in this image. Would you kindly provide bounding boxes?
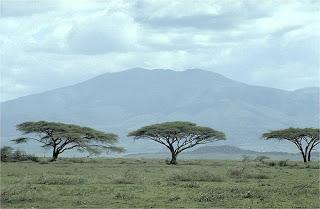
[301,152,307,163]
[307,151,312,162]
[169,152,177,165]
[51,151,59,162]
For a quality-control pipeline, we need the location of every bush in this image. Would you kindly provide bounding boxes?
[1,146,14,162]
[0,146,39,162]
[242,155,251,162]
[254,155,270,162]
[112,169,143,184]
[194,190,225,202]
[227,168,244,177]
[182,181,200,188]
[245,173,269,179]
[278,159,289,167]
[267,161,276,166]
[114,192,135,200]
[168,194,181,201]
[227,167,269,179]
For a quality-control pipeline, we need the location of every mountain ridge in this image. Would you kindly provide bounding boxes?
[2,68,318,104]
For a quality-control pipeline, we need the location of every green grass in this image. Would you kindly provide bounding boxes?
[1,158,319,208]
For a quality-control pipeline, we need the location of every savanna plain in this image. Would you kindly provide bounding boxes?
[1,158,319,208]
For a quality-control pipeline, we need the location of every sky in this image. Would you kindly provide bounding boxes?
[0,0,319,102]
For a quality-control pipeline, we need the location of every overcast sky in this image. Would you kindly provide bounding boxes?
[0,0,319,102]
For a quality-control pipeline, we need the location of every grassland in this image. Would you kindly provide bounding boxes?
[1,158,319,208]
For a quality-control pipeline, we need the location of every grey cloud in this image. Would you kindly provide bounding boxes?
[137,14,242,30]
[134,1,269,30]
[270,25,305,38]
[212,36,320,90]
[67,17,138,55]
[0,0,57,17]
[0,0,319,102]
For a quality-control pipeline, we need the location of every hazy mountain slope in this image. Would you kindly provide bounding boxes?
[1,68,319,153]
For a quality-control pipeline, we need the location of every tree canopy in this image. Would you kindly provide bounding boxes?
[13,121,124,161]
[262,127,319,162]
[128,121,226,164]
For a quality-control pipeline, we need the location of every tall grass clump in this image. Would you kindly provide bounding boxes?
[167,169,224,182]
[112,169,143,184]
[37,175,87,185]
[114,192,135,200]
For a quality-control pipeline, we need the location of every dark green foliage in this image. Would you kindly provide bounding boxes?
[255,155,270,162]
[278,159,289,167]
[13,121,124,161]
[267,161,276,166]
[1,146,14,162]
[128,121,225,164]
[0,146,39,162]
[262,128,319,162]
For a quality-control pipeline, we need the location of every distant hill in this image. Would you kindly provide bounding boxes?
[186,145,312,156]
[187,145,258,155]
[125,145,319,161]
[1,68,319,154]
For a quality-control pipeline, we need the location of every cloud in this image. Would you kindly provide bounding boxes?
[134,1,270,30]
[67,12,140,55]
[0,0,319,101]
[0,0,57,17]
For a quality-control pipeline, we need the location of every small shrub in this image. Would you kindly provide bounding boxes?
[114,192,135,200]
[243,191,253,198]
[305,163,320,169]
[267,161,276,166]
[241,155,251,162]
[167,169,224,182]
[12,150,27,161]
[227,167,245,178]
[245,173,269,179]
[165,158,171,164]
[182,181,200,188]
[1,146,39,162]
[254,155,270,162]
[26,154,40,162]
[168,194,180,201]
[278,159,289,167]
[194,190,224,202]
[112,169,142,184]
[1,146,14,162]
[227,167,269,179]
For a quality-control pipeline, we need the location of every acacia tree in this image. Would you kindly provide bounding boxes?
[13,121,124,161]
[262,128,319,162]
[128,121,226,164]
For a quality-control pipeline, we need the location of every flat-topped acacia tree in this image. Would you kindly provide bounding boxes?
[13,121,124,161]
[128,121,226,164]
[262,128,319,162]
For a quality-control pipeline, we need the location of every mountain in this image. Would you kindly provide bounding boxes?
[125,145,316,161]
[1,68,319,154]
[186,145,317,156]
[187,145,258,155]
